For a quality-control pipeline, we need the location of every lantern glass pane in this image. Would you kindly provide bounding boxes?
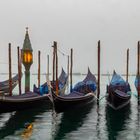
[24,52,27,63]
[23,51,32,63]
[27,53,32,63]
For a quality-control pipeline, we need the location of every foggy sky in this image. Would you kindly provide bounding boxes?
[0,0,140,74]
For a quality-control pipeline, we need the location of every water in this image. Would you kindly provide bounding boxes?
[0,75,140,140]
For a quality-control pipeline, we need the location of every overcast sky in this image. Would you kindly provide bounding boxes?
[0,0,140,74]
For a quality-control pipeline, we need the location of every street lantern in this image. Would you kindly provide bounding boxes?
[22,50,33,67]
[21,27,33,92]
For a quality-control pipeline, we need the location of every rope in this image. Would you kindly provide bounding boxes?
[46,80,55,105]
[99,95,107,101]
[92,92,107,102]
[57,49,69,57]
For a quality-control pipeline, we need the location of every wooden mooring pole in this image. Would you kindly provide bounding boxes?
[126,49,129,83]
[9,43,12,96]
[138,41,140,76]
[47,54,49,81]
[137,41,140,104]
[17,46,22,95]
[67,55,69,87]
[97,40,100,105]
[70,48,73,93]
[55,41,59,96]
[52,42,56,82]
[38,51,41,88]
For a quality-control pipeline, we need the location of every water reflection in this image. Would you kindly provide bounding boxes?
[106,104,131,140]
[0,104,51,139]
[21,122,34,140]
[96,105,102,140]
[134,105,140,139]
[52,103,94,140]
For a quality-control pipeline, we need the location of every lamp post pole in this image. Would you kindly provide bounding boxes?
[25,67,30,92]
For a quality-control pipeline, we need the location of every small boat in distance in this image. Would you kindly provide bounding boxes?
[52,68,97,113]
[0,74,21,94]
[106,71,131,110]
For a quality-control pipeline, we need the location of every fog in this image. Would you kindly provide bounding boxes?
[0,0,140,74]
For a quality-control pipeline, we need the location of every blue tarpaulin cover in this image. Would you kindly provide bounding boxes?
[110,71,126,86]
[73,80,96,93]
[109,71,131,93]
[39,85,49,95]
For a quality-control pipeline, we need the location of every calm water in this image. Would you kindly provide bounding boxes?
[0,75,140,140]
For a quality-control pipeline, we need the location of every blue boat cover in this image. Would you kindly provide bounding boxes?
[110,71,126,86]
[73,80,96,93]
[39,84,49,95]
[108,71,131,93]
[73,68,97,94]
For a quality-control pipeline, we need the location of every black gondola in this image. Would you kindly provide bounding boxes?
[52,68,97,113]
[106,71,131,110]
[0,74,20,94]
[0,91,52,113]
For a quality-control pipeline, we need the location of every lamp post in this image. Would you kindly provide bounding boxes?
[21,27,33,92]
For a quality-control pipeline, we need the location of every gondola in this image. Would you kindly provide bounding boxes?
[106,71,131,110]
[52,68,97,113]
[0,90,52,113]
[0,74,20,94]
[34,68,68,95]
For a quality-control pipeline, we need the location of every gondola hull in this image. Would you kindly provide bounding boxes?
[106,89,131,110]
[106,71,131,110]
[51,68,97,113]
[0,92,51,113]
[52,92,95,113]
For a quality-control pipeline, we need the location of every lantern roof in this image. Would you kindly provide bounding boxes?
[22,27,33,51]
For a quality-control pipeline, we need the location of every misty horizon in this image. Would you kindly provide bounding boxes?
[0,0,140,75]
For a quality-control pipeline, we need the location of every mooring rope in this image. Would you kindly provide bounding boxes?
[57,49,69,57]
[92,92,107,102]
